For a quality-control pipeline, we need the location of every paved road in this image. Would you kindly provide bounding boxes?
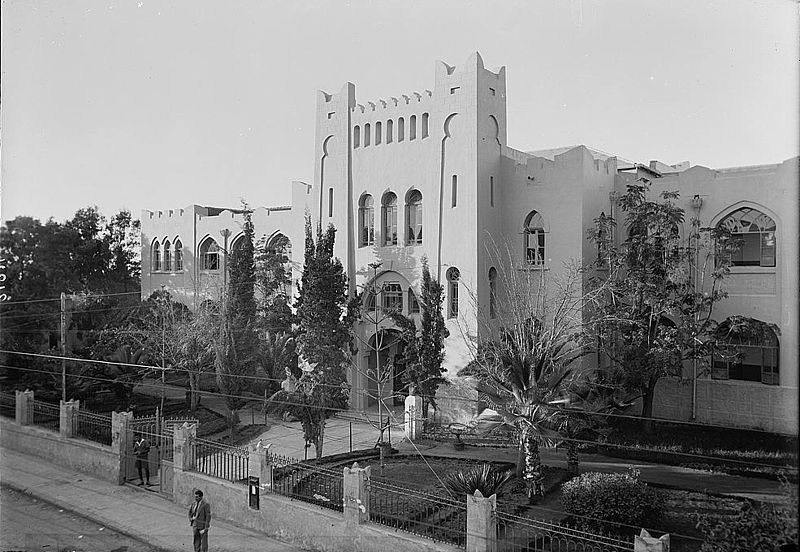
[0,486,161,552]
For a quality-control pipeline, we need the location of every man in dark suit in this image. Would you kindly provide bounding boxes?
[133,433,151,486]
[188,489,211,552]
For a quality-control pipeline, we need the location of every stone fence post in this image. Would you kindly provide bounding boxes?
[173,422,197,472]
[60,399,79,437]
[404,392,423,441]
[111,411,132,485]
[467,490,497,552]
[248,441,273,507]
[635,529,670,551]
[343,462,371,525]
[15,389,33,426]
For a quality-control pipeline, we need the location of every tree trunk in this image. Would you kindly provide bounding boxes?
[521,425,544,501]
[188,372,201,412]
[640,384,656,434]
[566,440,579,477]
[314,421,325,459]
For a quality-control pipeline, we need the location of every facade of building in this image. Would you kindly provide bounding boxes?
[141,53,798,434]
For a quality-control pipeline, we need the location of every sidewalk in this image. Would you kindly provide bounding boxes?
[0,448,307,552]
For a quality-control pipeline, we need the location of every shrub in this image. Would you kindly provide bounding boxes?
[444,463,514,498]
[560,468,665,534]
[696,480,798,551]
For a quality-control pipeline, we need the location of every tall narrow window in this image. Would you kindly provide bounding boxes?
[382,192,398,246]
[451,175,458,208]
[358,194,375,247]
[398,118,405,142]
[199,238,220,271]
[446,267,460,318]
[409,115,417,140]
[375,122,382,145]
[405,190,423,245]
[524,211,546,265]
[328,188,334,217]
[152,241,161,272]
[174,239,183,271]
[382,282,402,312]
[163,240,172,271]
[488,267,497,319]
[408,288,421,314]
[354,125,361,148]
[490,176,494,207]
[717,207,776,267]
[386,120,394,143]
[364,123,371,146]
[421,113,429,138]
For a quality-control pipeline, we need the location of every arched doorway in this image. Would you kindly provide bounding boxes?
[366,329,407,408]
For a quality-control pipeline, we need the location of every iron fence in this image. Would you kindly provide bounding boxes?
[29,399,60,431]
[368,480,467,547]
[496,511,632,552]
[268,453,344,513]
[193,438,249,483]
[75,409,112,445]
[0,391,15,419]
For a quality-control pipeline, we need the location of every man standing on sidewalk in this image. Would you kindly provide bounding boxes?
[189,489,211,552]
[133,433,151,486]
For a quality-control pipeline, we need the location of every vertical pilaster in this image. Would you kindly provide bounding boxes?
[173,422,197,472]
[59,399,79,437]
[248,441,273,501]
[343,462,370,525]
[111,411,133,485]
[467,490,497,552]
[404,392,423,441]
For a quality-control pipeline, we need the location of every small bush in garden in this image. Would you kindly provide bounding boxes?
[444,463,514,498]
[560,467,665,534]
[696,479,798,552]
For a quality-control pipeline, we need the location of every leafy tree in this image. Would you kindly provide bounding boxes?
[269,218,357,459]
[390,257,449,423]
[588,180,759,432]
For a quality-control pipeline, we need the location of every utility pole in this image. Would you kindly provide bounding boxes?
[160,284,167,418]
[60,292,67,403]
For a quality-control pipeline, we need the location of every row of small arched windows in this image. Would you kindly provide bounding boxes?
[153,233,292,273]
[359,190,423,247]
[354,113,429,148]
[151,239,184,272]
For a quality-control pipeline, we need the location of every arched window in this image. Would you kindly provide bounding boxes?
[364,123,371,146]
[358,194,375,247]
[398,117,405,142]
[524,211,546,265]
[364,286,377,312]
[713,319,779,385]
[267,233,292,297]
[152,241,161,272]
[408,288,420,314]
[386,120,394,143]
[174,239,183,271]
[421,113,429,138]
[488,267,497,319]
[163,240,172,272]
[446,267,460,318]
[354,125,361,148]
[717,207,776,267]
[405,190,423,245]
[382,192,398,246]
[199,238,220,271]
[409,115,417,140]
[375,122,382,145]
[381,282,402,312]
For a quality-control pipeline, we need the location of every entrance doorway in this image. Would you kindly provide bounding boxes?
[366,329,407,408]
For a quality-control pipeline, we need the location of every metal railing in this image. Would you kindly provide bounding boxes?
[0,391,15,419]
[29,399,60,431]
[368,480,467,547]
[496,511,633,552]
[193,438,249,483]
[75,409,112,445]
[268,452,344,513]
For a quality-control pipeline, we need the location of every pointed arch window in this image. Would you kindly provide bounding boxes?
[717,207,776,267]
[163,240,172,272]
[524,211,546,265]
[382,192,398,246]
[152,241,161,272]
[358,194,375,247]
[408,288,421,314]
[174,239,183,271]
[446,267,460,318]
[199,238,220,271]
[405,190,423,245]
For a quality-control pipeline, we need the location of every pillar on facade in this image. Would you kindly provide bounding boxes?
[59,399,80,437]
[404,391,423,441]
[467,490,497,552]
[15,389,33,426]
[173,422,197,472]
[111,411,133,485]
[343,462,371,525]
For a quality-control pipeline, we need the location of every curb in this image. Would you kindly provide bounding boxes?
[1,481,176,552]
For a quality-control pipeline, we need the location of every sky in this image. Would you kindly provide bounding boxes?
[1,0,798,224]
